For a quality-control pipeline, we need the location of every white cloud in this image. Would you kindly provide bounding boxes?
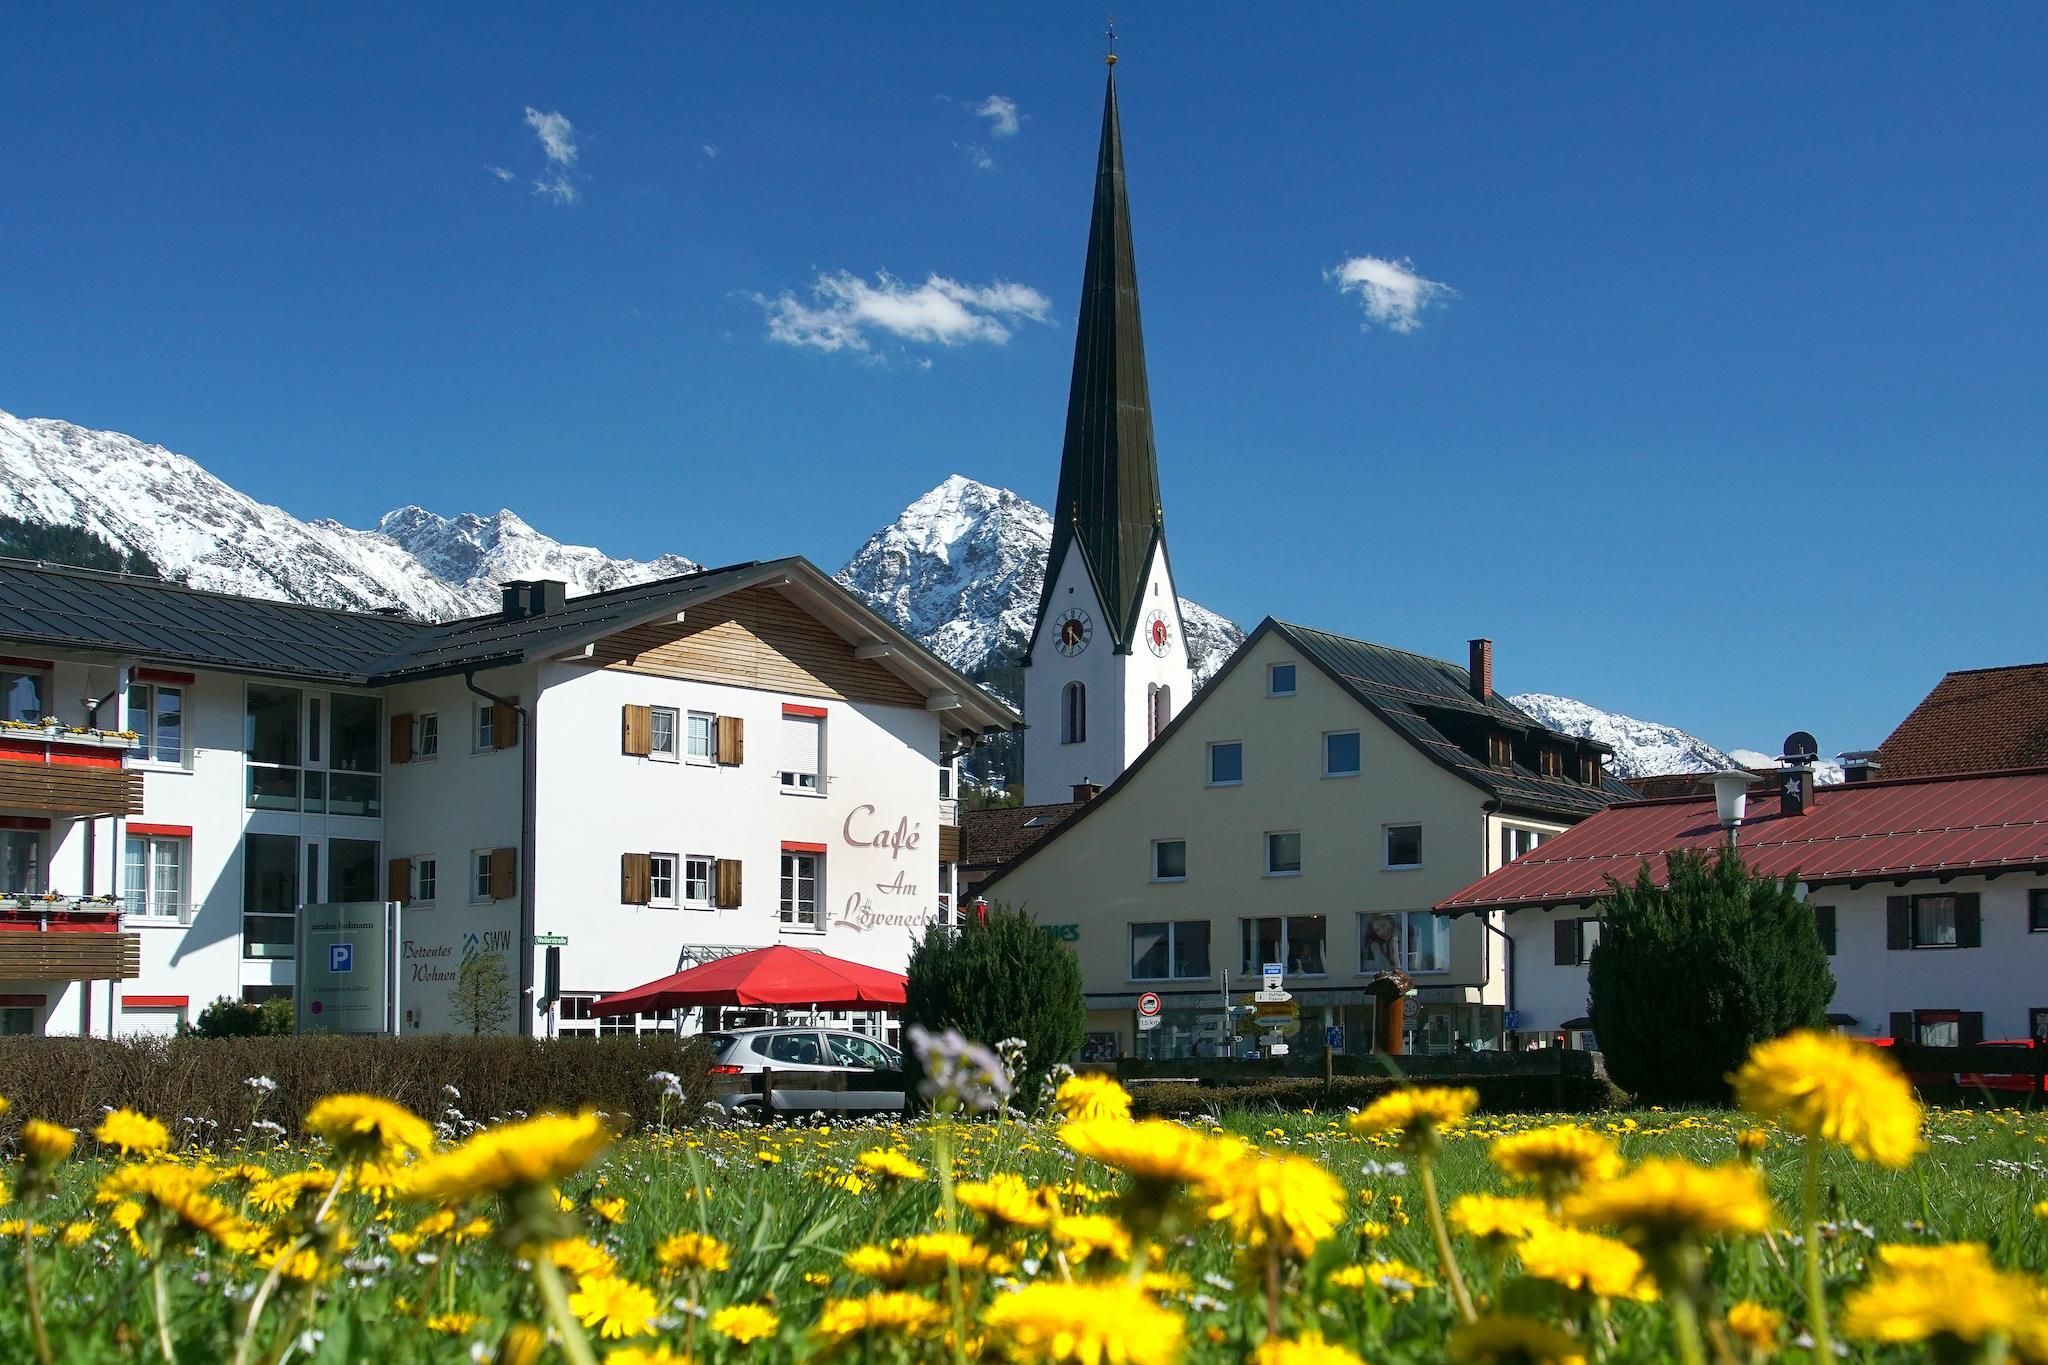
[749,271,1053,355]
[522,106,580,204]
[964,144,994,172]
[973,95,1020,138]
[1327,255,1455,333]
[487,165,515,182]
[702,142,720,159]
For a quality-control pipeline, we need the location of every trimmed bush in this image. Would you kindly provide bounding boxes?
[1588,847,1834,1106]
[903,902,1085,1104]
[1126,1072,1628,1119]
[0,1035,711,1136]
[186,995,295,1037]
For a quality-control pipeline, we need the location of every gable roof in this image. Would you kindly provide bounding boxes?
[960,801,1085,871]
[1876,662,2048,779]
[1435,767,2048,914]
[977,616,1631,897]
[0,556,1021,734]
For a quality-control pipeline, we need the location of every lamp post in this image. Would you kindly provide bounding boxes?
[1707,770,1752,850]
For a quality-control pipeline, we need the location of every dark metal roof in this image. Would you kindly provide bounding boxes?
[1274,621,1636,820]
[0,560,434,681]
[1029,68,1164,658]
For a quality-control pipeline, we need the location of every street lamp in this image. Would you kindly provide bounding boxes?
[1707,770,1753,844]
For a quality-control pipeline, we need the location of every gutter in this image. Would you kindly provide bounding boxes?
[465,671,538,1037]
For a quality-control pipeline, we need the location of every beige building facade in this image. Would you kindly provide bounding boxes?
[980,620,1631,1060]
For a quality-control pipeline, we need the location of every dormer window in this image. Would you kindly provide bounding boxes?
[1579,753,1602,786]
[1539,748,1563,779]
[1488,733,1513,769]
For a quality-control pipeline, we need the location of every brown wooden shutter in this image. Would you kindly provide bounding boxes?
[387,857,411,906]
[1955,893,1982,949]
[492,700,521,749]
[622,704,653,757]
[1960,1011,1985,1047]
[716,714,745,766]
[489,847,518,900]
[1886,896,1912,950]
[389,713,414,765]
[1811,905,1836,956]
[621,852,652,905]
[713,857,741,909]
[1554,918,1577,966]
[1888,1011,1913,1041]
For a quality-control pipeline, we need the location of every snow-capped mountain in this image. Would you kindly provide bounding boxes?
[359,507,697,612]
[834,475,1243,684]
[1511,693,1847,785]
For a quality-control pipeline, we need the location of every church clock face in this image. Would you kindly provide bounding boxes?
[1144,608,1172,657]
[1054,608,1093,656]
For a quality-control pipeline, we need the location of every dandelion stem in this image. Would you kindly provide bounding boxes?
[21,1204,54,1365]
[530,1252,601,1365]
[230,1233,310,1365]
[1263,1245,1282,1339]
[149,1258,179,1365]
[1666,1282,1710,1365]
[1801,1137,1835,1361]
[1417,1155,1476,1323]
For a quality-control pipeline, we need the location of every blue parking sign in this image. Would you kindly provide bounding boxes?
[329,943,354,974]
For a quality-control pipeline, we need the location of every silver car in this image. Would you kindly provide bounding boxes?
[703,1027,908,1115]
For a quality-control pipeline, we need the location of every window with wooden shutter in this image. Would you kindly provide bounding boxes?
[1811,904,1836,956]
[1960,1011,1985,1047]
[389,713,414,765]
[621,852,652,905]
[716,714,745,766]
[622,704,653,757]
[713,857,741,909]
[386,857,411,906]
[1885,896,1911,950]
[489,847,517,900]
[1554,918,1578,966]
[1888,1011,1912,1041]
[492,700,521,749]
[1955,892,1982,949]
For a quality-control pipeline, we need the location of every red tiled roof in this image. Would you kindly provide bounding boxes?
[1436,767,2048,913]
[1876,662,2048,778]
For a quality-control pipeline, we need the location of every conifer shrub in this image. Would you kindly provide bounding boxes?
[1587,847,1834,1105]
[903,902,1085,1106]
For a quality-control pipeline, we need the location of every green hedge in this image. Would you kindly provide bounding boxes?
[0,1035,713,1137]
[1127,1072,1629,1119]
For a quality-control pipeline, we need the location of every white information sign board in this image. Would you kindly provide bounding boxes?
[297,901,401,1035]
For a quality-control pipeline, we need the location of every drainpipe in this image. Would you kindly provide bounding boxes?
[465,672,537,1037]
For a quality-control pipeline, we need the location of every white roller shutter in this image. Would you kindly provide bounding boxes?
[779,716,821,790]
[121,1008,182,1038]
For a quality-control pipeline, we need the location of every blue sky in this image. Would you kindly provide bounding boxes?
[4,4,2046,755]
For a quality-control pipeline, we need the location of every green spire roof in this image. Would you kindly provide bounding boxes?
[1033,68,1164,656]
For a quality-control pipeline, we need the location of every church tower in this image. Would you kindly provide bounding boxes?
[1023,61,1192,805]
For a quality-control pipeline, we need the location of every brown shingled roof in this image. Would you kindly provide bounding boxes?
[960,802,1083,877]
[1876,662,2048,778]
[1626,769,1774,801]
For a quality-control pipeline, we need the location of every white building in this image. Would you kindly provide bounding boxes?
[0,557,1016,1036]
[1435,767,2048,1047]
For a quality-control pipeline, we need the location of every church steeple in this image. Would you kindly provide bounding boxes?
[1032,66,1163,656]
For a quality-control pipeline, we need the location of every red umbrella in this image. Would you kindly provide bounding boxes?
[589,944,907,1017]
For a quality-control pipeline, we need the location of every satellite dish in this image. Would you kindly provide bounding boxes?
[1782,731,1819,761]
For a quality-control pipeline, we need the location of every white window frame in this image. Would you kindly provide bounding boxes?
[1151,839,1188,883]
[779,852,821,931]
[1264,830,1302,877]
[413,857,437,906]
[1267,663,1297,697]
[470,849,494,903]
[682,854,714,910]
[1208,740,1244,787]
[473,703,496,753]
[685,711,716,765]
[1384,824,1423,870]
[127,683,186,766]
[648,852,678,908]
[415,711,439,760]
[1501,826,1546,866]
[123,833,188,921]
[1401,910,1451,974]
[780,713,824,794]
[648,707,679,763]
[1129,920,1211,981]
[1324,730,1361,778]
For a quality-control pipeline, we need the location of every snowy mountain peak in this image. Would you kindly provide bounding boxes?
[1511,693,1848,786]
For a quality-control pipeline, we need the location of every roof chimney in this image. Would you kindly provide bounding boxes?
[1071,781,1102,803]
[499,579,569,621]
[1840,750,1882,784]
[1468,639,1493,702]
[1778,730,1819,816]
[500,582,530,620]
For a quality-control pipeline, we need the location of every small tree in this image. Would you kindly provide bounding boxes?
[187,995,294,1038]
[1587,847,1834,1105]
[903,902,1085,1106]
[449,950,513,1036]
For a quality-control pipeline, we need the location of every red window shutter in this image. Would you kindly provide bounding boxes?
[490,847,518,900]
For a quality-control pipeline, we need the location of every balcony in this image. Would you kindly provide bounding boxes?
[0,727,143,817]
[0,901,140,981]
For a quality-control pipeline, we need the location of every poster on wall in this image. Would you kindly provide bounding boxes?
[297,901,401,1035]
[400,905,521,1035]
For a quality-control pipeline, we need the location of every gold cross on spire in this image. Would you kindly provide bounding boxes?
[1105,16,1118,66]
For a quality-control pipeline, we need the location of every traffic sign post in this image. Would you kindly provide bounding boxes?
[1263,962,1284,993]
[1137,1015,1161,1032]
[1136,992,1162,1018]
[532,933,569,947]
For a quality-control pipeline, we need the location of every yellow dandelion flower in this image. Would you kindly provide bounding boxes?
[1448,1194,1553,1244]
[854,1148,927,1183]
[1516,1225,1656,1301]
[604,1347,692,1365]
[258,1243,331,1284]
[843,1232,989,1286]
[94,1108,169,1157]
[1357,1219,1391,1241]
[957,1172,1057,1229]
[803,1271,833,1287]
[1061,1118,1235,1189]
[18,1118,74,1168]
[1347,1087,1479,1151]
[1731,1029,1923,1168]
[1488,1125,1622,1193]
[1327,1258,1436,1301]
[551,1238,620,1283]
[303,1094,436,1163]
[811,1291,948,1350]
[1841,1242,2045,1349]
[656,1229,731,1274]
[1735,1128,1770,1161]
[348,1160,405,1203]
[981,1280,1184,1365]
[1250,1332,1368,1365]
[1447,1314,1588,1365]
[1054,1073,1133,1124]
[710,1302,780,1343]
[1564,1158,1773,1250]
[404,1110,612,1204]
[591,1195,628,1224]
[500,1324,548,1365]
[1052,1212,1132,1264]
[248,1169,339,1217]
[60,1220,93,1247]
[1725,1300,1782,1352]
[568,1275,660,1340]
[1202,1152,1346,1261]
[426,1312,482,1335]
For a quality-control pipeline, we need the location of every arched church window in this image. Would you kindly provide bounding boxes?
[1149,684,1171,741]
[1062,682,1086,745]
